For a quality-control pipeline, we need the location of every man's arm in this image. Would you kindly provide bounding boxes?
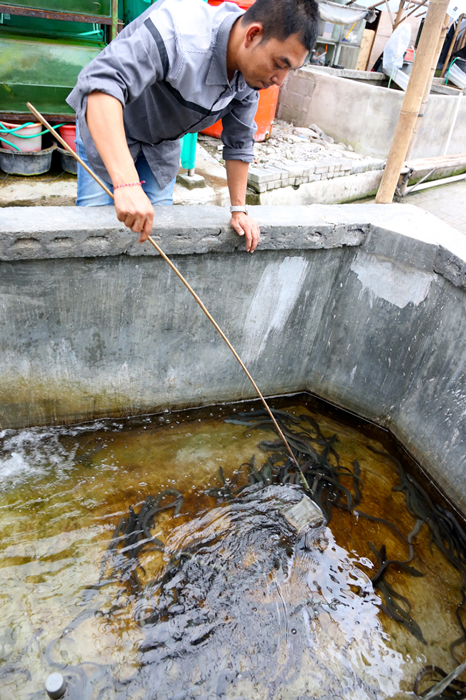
[86,92,154,243]
[225,159,260,254]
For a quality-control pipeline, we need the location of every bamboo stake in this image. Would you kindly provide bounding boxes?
[375,0,451,203]
[405,11,450,161]
[367,0,387,12]
[26,102,306,482]
[396,0,428,25]
[393,0,406,30]
[459,25,466,50]
[441,14,464,77]
[385,0,395,28]
[405,0,428,17]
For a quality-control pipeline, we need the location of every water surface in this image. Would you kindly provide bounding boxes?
[0,396,464,699]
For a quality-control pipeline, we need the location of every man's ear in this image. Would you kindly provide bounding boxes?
[244,22,264,48]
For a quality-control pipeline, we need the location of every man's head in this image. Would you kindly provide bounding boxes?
[231,0,319,90]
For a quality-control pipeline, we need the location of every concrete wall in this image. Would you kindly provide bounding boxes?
[1,204,466,513]
[277,67,466,159]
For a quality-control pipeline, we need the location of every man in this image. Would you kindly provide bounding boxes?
[67,0,319,253]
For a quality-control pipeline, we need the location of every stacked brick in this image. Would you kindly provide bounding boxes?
[247,158,385,194]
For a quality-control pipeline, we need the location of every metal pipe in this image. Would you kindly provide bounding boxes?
[111,0,119,41]
[404,171,466,193]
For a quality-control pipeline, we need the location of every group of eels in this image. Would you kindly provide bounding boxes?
[367,444,466,663]
[95,407,466,698]
[95,488,183,602]
[225,408,466,666]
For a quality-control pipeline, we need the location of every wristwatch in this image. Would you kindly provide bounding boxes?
[230,205,249,215]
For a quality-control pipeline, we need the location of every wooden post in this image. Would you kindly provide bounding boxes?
[441,14,465,77]
[375,0,451,204]
[405,11,450,160]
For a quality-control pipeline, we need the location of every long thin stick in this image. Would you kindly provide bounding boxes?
[27,102,305,478]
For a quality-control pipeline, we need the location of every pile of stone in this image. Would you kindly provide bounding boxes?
[198,119,385,194]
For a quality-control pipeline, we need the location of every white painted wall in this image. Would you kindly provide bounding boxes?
[277,66,466,160]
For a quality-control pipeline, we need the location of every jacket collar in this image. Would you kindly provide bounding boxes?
[206,7,246,89]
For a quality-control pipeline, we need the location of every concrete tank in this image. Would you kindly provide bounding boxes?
[1,203,465,511]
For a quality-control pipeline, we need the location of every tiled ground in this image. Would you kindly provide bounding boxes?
[397,179,466,235]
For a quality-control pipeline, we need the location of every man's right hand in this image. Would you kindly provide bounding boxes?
[86,93,155,244]
[114,185,155,243]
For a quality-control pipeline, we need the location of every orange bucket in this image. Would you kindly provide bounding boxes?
[202,85,280,142]
[203,0,279,142]
[207,0,255,8]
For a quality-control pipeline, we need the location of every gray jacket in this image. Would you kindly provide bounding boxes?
[67,0,259,188]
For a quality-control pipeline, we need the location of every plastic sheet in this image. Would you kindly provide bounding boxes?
[383,23,412,73]
[317,0,367,25]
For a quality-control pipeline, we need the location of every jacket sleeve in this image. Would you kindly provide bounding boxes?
[221,89,259,163]
[66,19,166,115]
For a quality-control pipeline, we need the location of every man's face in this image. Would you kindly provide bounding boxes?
[239,28,308,90]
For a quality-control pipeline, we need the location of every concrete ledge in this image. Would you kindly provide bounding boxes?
[1,203,466,514]
[0,205,373,260]
[2,204,466,288]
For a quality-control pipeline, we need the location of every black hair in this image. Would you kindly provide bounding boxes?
[241,0,320,52]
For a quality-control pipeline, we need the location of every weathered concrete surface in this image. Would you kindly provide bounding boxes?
[0,143,230,208]
[1,204,466,514]
[278,66,466,160]
[0,205,370,259]
[254,170,383,206]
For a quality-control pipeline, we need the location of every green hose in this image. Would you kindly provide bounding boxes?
[0,122,68,151]
[0,136,21,151]
[445,56,460,86]
[387,66,396,89]
[0,122,67,139]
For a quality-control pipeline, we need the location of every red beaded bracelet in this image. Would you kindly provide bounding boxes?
[114,180,146,190]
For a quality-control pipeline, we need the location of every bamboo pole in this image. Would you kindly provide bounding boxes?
[393,0,406,29]
[375,0,451,203]
[441,14,465,77]
[367,0,387,11]
[396,0,428,25]
[26,102,306,483]
[385,0,395,27]
[459,25,466,49]
[405,11,450,161]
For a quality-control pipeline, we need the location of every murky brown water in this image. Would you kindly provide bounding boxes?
[0,395,465,700]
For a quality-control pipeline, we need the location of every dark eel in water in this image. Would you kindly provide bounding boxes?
[96,489,183,599]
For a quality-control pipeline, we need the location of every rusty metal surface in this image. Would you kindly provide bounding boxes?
[0,112,75,123]
[0,5,112,23]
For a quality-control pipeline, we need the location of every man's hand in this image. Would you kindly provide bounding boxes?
[114,186,155,243]
[86,94,154,244]
[230,211,260,253]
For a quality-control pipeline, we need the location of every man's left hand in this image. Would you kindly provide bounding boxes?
[230,212,260,253]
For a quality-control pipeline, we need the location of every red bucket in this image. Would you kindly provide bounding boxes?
[58,124,77,153]
[404,47,415,62]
